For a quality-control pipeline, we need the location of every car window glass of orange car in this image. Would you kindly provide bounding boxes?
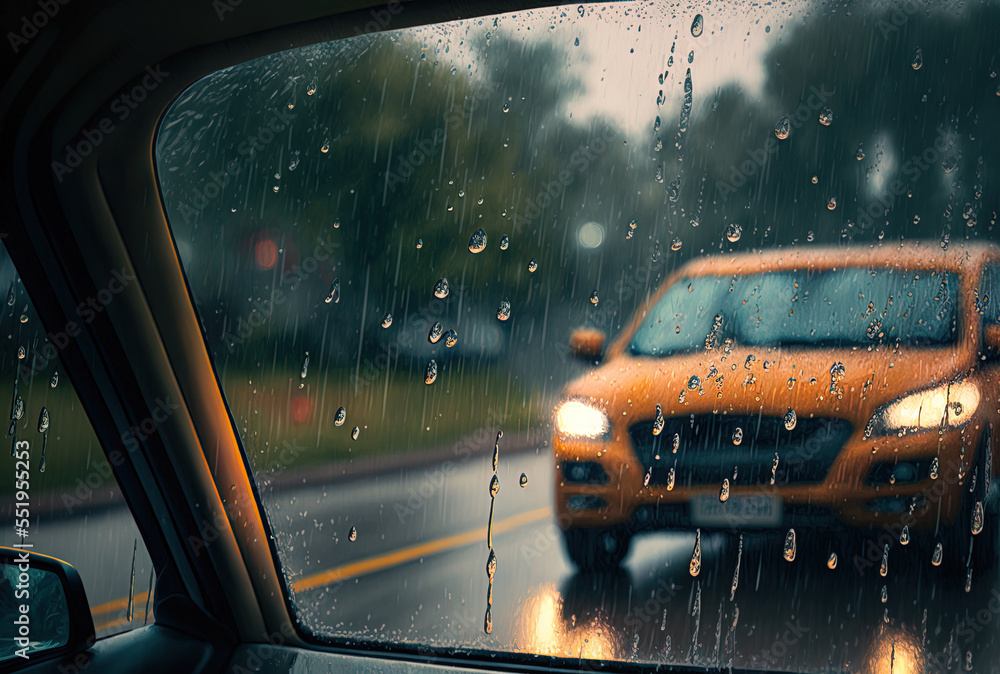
[154,2,1000,672]
[630,268,958,355]
[0,244,154,639]
[983,263,1000,324]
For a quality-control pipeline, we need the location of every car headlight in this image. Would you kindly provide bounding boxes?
[866,380,980,437]
[555,400,610,438]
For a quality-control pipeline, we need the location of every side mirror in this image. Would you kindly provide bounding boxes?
[569,329,606,363]
[985,324,1000,357]
[0,548,94,667]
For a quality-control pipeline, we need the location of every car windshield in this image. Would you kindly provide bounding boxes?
[629,268,959,356]
[154,1,1000,672]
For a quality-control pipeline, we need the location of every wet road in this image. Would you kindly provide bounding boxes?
[0,501,154,634]
[12,444,1000,672]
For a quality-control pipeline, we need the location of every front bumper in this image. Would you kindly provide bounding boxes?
[554,421,986,533]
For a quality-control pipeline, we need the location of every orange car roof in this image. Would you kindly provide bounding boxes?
[607,240,998,357]
[676,240,999,277]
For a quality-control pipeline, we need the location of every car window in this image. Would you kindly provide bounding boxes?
[155,2,1000,671]
[0,246,154,637]
[629,268,958,356]
[982,263,1000,324]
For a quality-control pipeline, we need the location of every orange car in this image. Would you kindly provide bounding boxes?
[554,242,1000,572]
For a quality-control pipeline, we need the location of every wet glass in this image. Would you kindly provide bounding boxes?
[0,243,154,636]
[0,563,68,661]
[630,268,958,356]
[156,1,1000,671]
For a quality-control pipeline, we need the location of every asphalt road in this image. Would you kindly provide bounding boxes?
[10,445,1000,672]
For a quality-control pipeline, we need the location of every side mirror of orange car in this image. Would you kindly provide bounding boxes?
[985,323,1000,357]
[569,328,606,363]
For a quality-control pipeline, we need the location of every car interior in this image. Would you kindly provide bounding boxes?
[2,0,999,672]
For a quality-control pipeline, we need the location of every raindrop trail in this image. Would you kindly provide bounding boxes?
[37,406,49,472]
[352,266,371,391]
[485,430,502,634]
[144,568,155,625]
[126,539,137,623]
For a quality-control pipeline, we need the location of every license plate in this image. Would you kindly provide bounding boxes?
[689,494,782,528]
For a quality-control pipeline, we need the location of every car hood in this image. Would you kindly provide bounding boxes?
[561,343,976,428]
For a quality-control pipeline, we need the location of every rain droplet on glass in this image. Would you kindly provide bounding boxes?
[774,116,790,140]
[689,529,702,576]
[783,528,796,562]
[690,13,704,37]
[783,408,797,431]
[428,321,443,344]
[433,278,450,299]
[325,278,340,304]
[496,298,511,321]
[652,404,665,436]
[468,227,488,254]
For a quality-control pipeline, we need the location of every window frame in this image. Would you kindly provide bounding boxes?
[2,1,607,672]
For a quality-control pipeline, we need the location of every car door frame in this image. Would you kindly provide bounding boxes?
[0,1,602,671]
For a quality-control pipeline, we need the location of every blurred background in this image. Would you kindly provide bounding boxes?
[0,0,987,667]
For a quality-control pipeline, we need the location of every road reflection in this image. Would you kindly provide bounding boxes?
[504,528,1000,671]
[865,626,924,674]
[514,582,618,660]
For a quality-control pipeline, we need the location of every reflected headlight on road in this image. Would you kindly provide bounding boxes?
[555,400,610,438]
[867,380,980,437]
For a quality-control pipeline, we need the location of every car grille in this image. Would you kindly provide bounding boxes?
[629,414,852,487]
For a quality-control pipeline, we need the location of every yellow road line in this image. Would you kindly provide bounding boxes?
[292,506,552,592]
[92,506,553,631]
[91,591,150,617]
